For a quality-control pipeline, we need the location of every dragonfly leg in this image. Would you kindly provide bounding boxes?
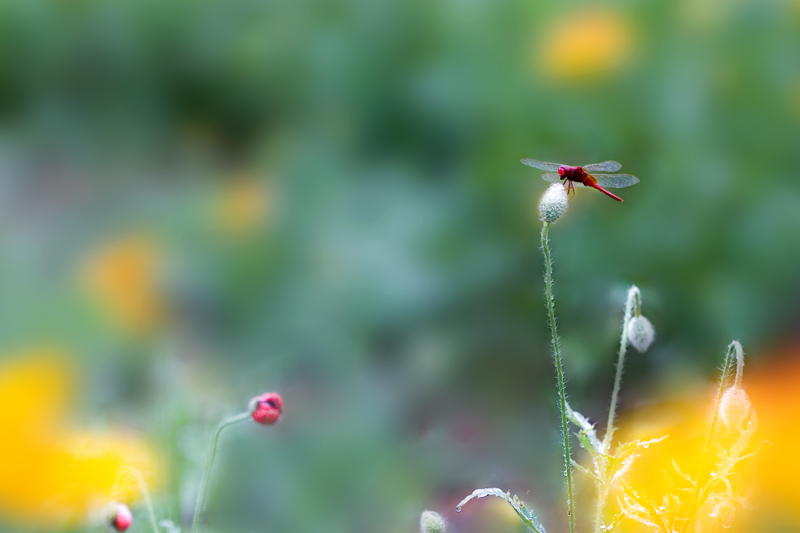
[564,179,575,198]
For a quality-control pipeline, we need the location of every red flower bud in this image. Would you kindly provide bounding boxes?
[249,392,283,425]
[109,503,133,532]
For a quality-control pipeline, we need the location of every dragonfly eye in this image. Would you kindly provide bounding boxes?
[557,167,565,176]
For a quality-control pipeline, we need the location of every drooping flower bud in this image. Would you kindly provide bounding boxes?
[106,503,133,532]
[627,315,655,353]
[420,510,447,533]
[538,183,569,223]
[719,386,752,429]
[249,392,283,425]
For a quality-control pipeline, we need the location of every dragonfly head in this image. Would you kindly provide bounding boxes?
[557,166,566,177]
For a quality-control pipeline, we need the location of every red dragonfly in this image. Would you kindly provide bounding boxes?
[521,159,639,202]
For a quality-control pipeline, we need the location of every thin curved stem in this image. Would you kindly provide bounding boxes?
[541,222,576,533]
[192,411,252,533]
[732,341,744,388]
[113,466,160,533]
[602,286,640,452]
[678,340,740,533]
[593,286,639,533]
[700,341,739,471]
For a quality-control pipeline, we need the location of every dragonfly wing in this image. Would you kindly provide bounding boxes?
[593,173,640,189]
[541,173,584,186]
[583,160,622,172]
[522,158,562,172]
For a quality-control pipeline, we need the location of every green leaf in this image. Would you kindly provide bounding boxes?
[565,403,602,453]
[571,460,602,484]
[456,488,547,533]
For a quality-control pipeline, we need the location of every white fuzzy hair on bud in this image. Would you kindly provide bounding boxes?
[420,510,447,533]
[538,183,569,223]
[627,315,655,353]
[719,387,752,429]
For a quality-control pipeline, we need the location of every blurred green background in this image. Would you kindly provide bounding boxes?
[0,0,799,531]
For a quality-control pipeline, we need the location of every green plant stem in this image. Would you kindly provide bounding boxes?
[592,484,608,533]
[733,341,744,388]
[192,411,252,533]
[678,341,740,533]
[592,286,639,533]
[114,466,160,533]
[602,286,640,452]
[541,222,576,533]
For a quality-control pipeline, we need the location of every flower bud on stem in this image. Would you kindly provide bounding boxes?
[603,285,642,452]
[592,285,646,533]
[192,392,283,533]
[105,503,133,532]
[538,184,570,223]
[420,510,447,533]
[678,341,745,533]
[112,466,159,533]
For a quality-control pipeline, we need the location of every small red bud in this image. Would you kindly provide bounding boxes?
[110,503,133,532]
[249,392,283,425]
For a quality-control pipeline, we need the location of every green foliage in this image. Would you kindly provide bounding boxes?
[456,488,546,533]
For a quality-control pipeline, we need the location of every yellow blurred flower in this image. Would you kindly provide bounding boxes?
[82,235,163,333]
[537,9,634,83]
[214,178,271,236]
[611,360,800,532]
[0,349,157,527]
[613,398,709,500]
[745,349,800,519]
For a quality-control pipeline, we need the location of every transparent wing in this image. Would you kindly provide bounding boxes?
[593,173,639,189]
[583,160,622,172]
[522,159,562,172]
[542,173,584,186]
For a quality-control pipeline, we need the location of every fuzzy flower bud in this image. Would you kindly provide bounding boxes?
[420,510,447,533]
[710,500,735,528]
[627,315,655,353]
[719,386,752,429]
[538,183,569,223]
[249,392,283,425]
[106,503,133,532]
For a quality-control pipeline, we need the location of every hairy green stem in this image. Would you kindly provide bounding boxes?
[732,341,744,388]
[602,285,640,452]
[192,411,252,533]
[700,341,739,476]
[114,466,160,533]
[592,484,608,533]
[541,222,576,533]
[592,286,639,533]
[678,341,741,533]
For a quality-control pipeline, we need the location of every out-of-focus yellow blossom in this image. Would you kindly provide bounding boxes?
[613,399,709,509]
[82,235,163,333]
[537,9,634,83]
[0,349,157,527]
[214,178,271,236]
[612,350,800,532]
[744,349,800,520]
